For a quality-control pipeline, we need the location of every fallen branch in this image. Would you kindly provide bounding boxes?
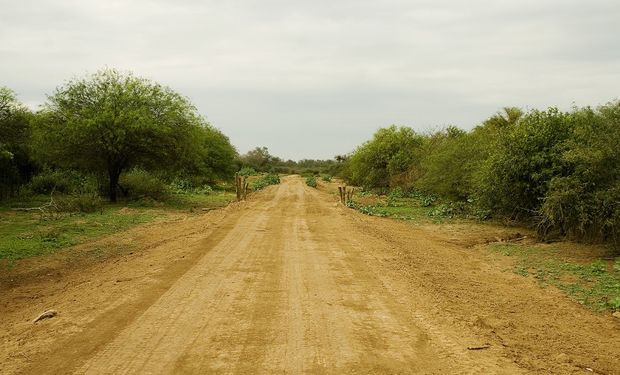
[467,344,491,350]
[33,309,58,323]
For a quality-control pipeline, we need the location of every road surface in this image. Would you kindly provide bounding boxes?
[2,176,619,374]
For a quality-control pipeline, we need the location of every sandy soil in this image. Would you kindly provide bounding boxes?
[1,176,618,374]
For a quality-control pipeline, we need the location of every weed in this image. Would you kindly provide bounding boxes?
[306,176,317,188]
[491,243,620,311]
[251,174,280,191]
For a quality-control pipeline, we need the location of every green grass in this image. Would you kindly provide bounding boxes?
[347,196,452,222]
[491,243,620,311]
[0,191,234,263]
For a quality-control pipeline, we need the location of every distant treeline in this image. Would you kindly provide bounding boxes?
[339,103,620,245]
[237,146,342,176]
[0,68,238,202]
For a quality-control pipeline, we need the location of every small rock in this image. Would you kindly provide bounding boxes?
[554,353,570,363]
[33,309,57,323]
[612,311,620,319]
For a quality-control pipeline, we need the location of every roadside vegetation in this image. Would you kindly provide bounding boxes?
[339,103,620,249]
[306,176,317,188]
[491,243,620,311]
[0,69,239,262]
[332,102,620,312]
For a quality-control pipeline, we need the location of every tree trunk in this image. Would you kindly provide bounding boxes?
[109,169,121,202]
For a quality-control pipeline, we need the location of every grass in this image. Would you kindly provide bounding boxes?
[0,191,235,263]
[491,243,620,311]
[346,195,459,223]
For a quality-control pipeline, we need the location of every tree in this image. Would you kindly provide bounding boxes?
[177,122,238,183]
[37,69,200,201]
[347,125,424,189]
[240,146,274,172]
[0,87,35,198]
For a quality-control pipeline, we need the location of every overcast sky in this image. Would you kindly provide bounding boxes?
[1,0,619,160]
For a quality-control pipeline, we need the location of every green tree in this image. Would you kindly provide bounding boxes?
[0,87,35,198]
[36,69,201,202]
[240,146,274,172]
[178,123,238,183]
[347,125,423,189]
[476,107,572,217]
[541,102,620,242]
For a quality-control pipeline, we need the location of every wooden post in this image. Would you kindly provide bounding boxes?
[235,173,248,201]
[338,186,347,204]
[346,187,354,203]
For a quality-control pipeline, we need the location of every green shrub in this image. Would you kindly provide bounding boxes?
[306,176,317,188]
[238,167,257,176]
[30,169,96,195]
[251,174,280,191]
[119,169,169,201]
[55,192,103,213]
[480,108,573,218]
[539,103,620,242]
[321,174,332,182]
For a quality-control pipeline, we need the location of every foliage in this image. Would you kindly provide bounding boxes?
[240,147,275,172]
[539,103,620,243]
[306,176,317,188]
[29,169,98,195]
[346,125,424,189]
[321,174,332,182]
[346,201,388,217]
[176,124,238,184]
[35,69,211,202]
[238,167,258,176]
[119,169,169,201]
[476,107,572,218]
[341,103,620,247]
[0,87,37,199]
[251,174,280,191]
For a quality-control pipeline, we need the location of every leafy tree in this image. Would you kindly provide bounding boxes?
[240,146,274,172]
[347,125,424,189]
[0,87,35,198]
[36,69,201,201]
[541,102,620,242]
[176,123,238,184]
[476,107,572,218]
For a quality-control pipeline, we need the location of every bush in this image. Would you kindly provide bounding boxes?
[306,176,317,188]
[475,107,573,218]
[30,169,96,195]
[321,174,332,182]
[251,174,280,191]
[238,167,257,176]
[55,192,103,213]
[540,103,620,242]
[119,169,169,201]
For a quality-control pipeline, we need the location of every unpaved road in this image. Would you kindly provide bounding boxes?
[1,176,619,374]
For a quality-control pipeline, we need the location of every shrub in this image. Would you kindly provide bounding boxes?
[238,167,257,176]
[321,174,332,182]
[251,174,280,191]
[30,169,96,195]
[306,176,317,188]
[475,107,573,218]
[55,192,103,213]
[540,103,620,243]
[119,169,168,201]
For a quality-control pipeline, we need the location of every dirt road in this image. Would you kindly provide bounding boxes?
[2,176,619,374]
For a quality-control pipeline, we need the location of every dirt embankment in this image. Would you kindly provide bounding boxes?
[1,176,618,374]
